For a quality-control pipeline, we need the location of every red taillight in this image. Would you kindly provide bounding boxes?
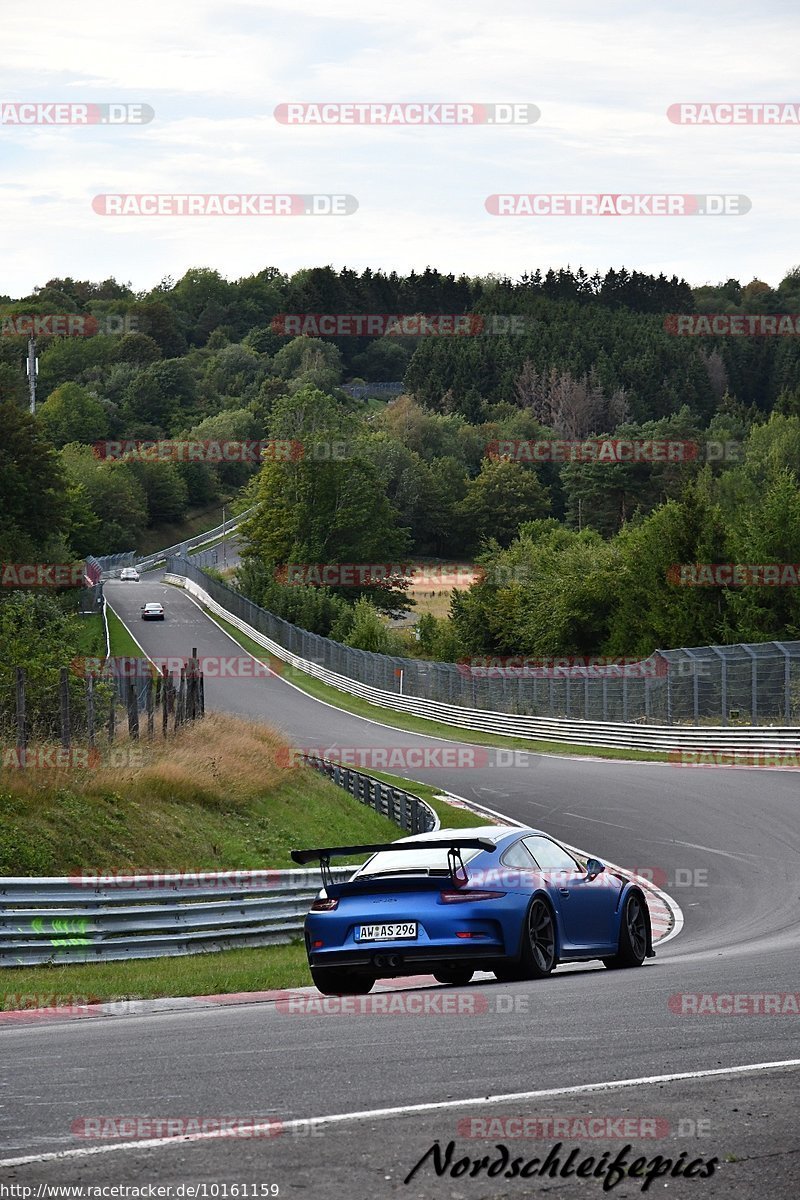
[311,897,338,911]
[440,890,506,904]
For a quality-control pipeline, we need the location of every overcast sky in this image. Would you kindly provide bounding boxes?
[2,0,799,297]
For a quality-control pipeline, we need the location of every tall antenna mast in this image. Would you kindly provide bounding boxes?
[26,337,38,413]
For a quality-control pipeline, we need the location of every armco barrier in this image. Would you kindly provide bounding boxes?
[0,763,437,967]
[97,509,255,578]
[304,754,438,836]
[164,566,800,754]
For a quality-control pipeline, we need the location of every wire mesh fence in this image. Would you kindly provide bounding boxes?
[167,557,800,727]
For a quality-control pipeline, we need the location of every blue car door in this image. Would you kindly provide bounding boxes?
[522,835,620,951]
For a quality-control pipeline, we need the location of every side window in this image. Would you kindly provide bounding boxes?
[522,836,580,873]
[501,839,538,870]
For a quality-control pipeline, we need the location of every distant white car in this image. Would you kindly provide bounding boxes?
[120,567,140,581]
[141,602,164,621]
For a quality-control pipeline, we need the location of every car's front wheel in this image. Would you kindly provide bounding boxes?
[433,966,474,986]
[603,891,649,969]
[310,968,375,996]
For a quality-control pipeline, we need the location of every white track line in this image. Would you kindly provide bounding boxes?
[3,1059,798,1169]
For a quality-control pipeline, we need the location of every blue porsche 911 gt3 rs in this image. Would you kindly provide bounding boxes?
[291,824,653,995]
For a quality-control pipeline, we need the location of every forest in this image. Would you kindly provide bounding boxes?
[3,263,800,660]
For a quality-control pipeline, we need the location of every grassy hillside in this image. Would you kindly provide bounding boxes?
[0,712,403,876]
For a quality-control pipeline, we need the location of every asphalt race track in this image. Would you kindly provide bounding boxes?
[1,575,798,1197]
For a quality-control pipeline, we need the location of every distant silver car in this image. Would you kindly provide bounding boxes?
[141,602,164,620]
[120,567,140,581]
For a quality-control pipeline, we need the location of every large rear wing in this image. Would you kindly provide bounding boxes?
[290,837,496,889]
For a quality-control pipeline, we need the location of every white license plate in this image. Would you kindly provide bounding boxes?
[355,922,418,942]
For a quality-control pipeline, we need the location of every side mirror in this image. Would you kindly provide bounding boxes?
[585,858,605,880]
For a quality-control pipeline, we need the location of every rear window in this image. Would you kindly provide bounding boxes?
[357,845,486,878]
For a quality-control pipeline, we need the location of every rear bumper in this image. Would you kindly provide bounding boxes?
[307,942,505,973]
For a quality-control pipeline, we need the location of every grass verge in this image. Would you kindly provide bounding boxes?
[70,613,106,658]
[202,607,669,763]
[105,604,146,659]
[1,943,313,1003]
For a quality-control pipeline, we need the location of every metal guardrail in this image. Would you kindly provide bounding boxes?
[0,762,437,966]
[165,565,800,752]
[133,508,255,573]
[303,755,438,836]
[95,509,255,579]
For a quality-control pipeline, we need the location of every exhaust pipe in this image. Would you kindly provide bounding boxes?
[374,953,402,970]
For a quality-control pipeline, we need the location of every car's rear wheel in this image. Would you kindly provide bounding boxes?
[433,967,474,986]
[495,896,557,982]
[310,968,375,995]
[603,892,648,969]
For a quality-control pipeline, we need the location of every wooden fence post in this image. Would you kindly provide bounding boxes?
[146,675,154,740]
[59,667,71,750]
[86,674,96,750]
[15,667,26,767]
[161,667,170,738]
[175,667,186,730]
[127,681,139,740]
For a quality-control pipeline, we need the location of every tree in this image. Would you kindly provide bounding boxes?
[605,473,728,656]
[124,458,189,525]
[271,336,343,390]
[459,458,550,550]
[239,387,410,611]
[722,469,800,641]
[37,382,109,448]
[450,523,618,655]
[0,399,69,559]
[342,597,404,653]
[60,445,148,553]
[112,332,162,365]
[122,359,197,432]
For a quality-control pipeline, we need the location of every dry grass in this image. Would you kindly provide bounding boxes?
[0,713,402,875]
[400,559,481,623]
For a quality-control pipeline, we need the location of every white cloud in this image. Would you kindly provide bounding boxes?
[1,0,799,293]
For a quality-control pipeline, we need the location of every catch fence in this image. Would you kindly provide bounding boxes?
[166,558,800,727]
